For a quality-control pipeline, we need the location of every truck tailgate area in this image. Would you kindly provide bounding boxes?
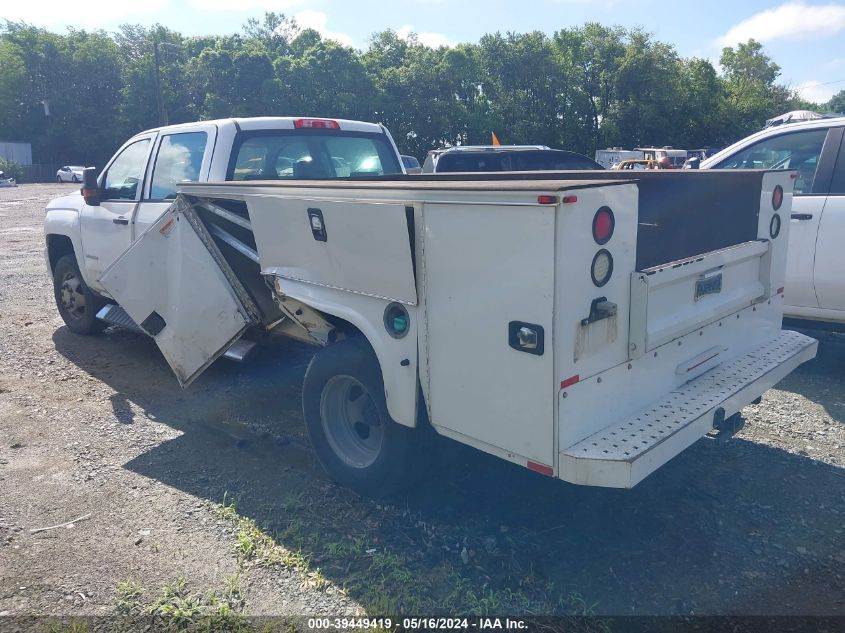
[560,329,817,487]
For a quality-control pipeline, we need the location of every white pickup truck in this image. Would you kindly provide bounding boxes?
[45,120,817,497]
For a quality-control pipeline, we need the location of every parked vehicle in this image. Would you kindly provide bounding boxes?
[701,116,845,331]
[45,123,816,496]
[56,166,86,183]
[635,147,688,168]
[423,145,602,173]
[594,148,643,169]
[613,159,661,170]
[401,155,422,174]
[0,170,16,187]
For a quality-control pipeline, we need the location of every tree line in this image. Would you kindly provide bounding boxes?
[1,13,842,172]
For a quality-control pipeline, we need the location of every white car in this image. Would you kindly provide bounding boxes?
[702,116,845,330]
[56,166,85,183]
[0,170,16,187]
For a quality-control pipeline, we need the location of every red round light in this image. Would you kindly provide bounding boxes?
[772,185,783,211]
[592,207,615,245]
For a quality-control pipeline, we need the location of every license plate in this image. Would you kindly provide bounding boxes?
[695,273,722,300]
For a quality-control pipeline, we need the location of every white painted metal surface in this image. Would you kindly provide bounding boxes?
[246,195,417,305]
[629,240,768,356]
[98,200,254,387]
[813,191,845,311]
[560,329,817,487]
[558,292,788,452]
[553,184,639,381]
[421,199,558,466]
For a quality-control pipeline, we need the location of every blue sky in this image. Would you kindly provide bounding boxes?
[10,1,845,103]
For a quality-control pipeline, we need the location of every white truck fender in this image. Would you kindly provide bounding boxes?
[274,277,419,428]
[44,208,95,288]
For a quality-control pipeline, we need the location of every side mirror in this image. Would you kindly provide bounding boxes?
[81,167,100,205]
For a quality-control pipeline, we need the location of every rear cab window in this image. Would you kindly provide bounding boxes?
[227,130,402,181]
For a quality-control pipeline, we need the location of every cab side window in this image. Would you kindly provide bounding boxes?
[149,132,208,200]
[714,128,828,194]
[102,139,151,201]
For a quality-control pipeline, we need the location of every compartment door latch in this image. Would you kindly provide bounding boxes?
[581,297,617,326]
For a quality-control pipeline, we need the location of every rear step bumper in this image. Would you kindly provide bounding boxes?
[559,330,817,488]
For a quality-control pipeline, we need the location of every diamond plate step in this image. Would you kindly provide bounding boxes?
[560,330,818,488]
[96,304,144,333]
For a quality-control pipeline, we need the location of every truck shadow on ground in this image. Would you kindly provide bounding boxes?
[53,327,845,617]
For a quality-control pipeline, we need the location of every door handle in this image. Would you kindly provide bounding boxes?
[113,217,129,225]
[791,213,813,221]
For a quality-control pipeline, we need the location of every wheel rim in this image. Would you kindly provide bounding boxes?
[319,375,383,469]
[59,270,87,321]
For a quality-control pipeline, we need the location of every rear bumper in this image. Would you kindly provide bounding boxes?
[559,330,817,488]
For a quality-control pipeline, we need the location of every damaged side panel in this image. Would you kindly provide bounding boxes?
[99,197,259,387]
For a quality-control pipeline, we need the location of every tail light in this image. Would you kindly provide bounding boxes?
[294,118,340,129]
[772,185,783,211]
[591,249,613,287]
[592,206,615,244]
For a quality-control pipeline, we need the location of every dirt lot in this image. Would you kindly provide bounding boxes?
[1,184,844,625]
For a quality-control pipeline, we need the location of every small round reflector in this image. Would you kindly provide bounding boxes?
[772,185,783,211]
[383,302,410,338]
[592,206,615,245]
[591,249,613,287]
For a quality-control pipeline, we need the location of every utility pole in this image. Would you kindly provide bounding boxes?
[153,34,168,126]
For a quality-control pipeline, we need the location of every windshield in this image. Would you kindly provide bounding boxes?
[435,150,602,172]
[227,130,402,180]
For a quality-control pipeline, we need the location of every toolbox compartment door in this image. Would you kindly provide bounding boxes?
[99,197,258,387]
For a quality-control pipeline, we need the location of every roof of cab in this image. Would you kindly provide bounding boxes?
[136,116,387,136]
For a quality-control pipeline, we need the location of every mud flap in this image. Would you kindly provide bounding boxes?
[99,196,260,387]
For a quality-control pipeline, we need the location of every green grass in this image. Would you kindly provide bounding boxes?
[210,493,609,625]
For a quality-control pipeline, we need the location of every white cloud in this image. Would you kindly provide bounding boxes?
[189,0,302,10]
[396,24,453,48]
[795,79,839,103]
[715,2,845,47]
[5,0,169,26]
[292,10,354,47]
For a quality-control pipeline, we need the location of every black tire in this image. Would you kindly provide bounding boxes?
[57,176,63,183]
[302,338,427,497]
[72,175,80,183]
[53,254,106,335]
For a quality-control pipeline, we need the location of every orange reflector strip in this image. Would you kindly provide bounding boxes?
[537,195,559,205]
[527,461,554,477]
[562,195,578,204]
[159,219,176,234]
[560,374,580,389]
[777,287,784,294]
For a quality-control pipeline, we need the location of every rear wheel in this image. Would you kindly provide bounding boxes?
[302,338,427,497]
[53,254,106,335]
[72,175,80,183]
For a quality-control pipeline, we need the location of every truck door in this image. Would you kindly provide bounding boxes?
[813,130,845,311]
[99,198,258,387]
[80,136,154,292]
[133,125,218,238]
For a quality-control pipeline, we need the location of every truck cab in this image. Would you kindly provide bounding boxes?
[44,117,404,333]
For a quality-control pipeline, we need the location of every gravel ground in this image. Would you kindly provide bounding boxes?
[1,184,843,624]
